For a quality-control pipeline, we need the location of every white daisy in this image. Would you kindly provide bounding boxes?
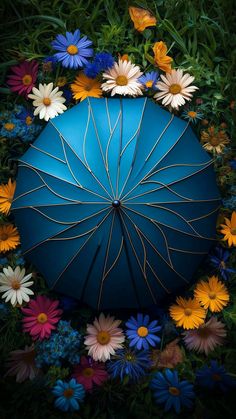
[28,82,67,121]
[0,266,34,306]
[154,69,198,109]
[101,59,143,97]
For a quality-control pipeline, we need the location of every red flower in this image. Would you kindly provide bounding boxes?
[7,60,38,97]
[72,356,108,391]
[21,295,62,340]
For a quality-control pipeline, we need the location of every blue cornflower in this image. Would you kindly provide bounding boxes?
[138,71,159,91]
[196,360,236,392]
[0,257,8,266]
[16,107,34,126]
[52,378,85,412]
[35,320,81,367]
[209,246,236,280]
[107,348,150,382]
[43,55,57,71]
[223,195,236,210]
[150,369,195,414]
[61,87,73,105]
[84,52,114,78]
[51,29,93,69]
[126,313,161,350]
[0,118,21,138]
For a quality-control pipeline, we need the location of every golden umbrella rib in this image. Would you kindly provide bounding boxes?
[23,206,110,255]
[119,209,157,304]
[49,119,113,201]
[97,211,116,309]
[120,121,190,201]
[51,209,113,289]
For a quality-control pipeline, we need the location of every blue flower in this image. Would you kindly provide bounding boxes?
[150,369,195,414]
[138,71,159,91]
[35,320,81,367]
[84,52,114,78]
[0,257,8,266]
[229,159,236,170]
[208,246,235,280]
[196,360,236,392]
[52,378,85,412]
[125,313,161,350]
[16,107,34,126]
[0,118,21,138]
[59,295,78,312]
[107,348,150,382]
[182,108,203,124]
[43,55,57,71]
[223,195,236,210]
[51,29,93,69]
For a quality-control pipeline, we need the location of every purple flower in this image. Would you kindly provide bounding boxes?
[138,71,159,90]
[125,313,161,350]
[208,246,235,280]
[51,29,93,69]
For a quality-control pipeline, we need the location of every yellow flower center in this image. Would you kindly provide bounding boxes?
[22,74,32,86]
[145,80,153,88]
[116,75,128,86]
[220,261,226,269]
[26,116,33,125]
[209,136,221,146]
[208,292,216,300]
[43,97,51,106]
[11,280,21,290]
[169,386,180,396]
[137,326,149,337]
[97,330,110,345]
[212,373,221,381]
[184,308,192,316]
[0,232,8,241]
[82,367,94,377]
[67,44,78,55]
[57,77,67,87]
[188,111,197,118]
[125,353,135,361]
[37,313,48,324]
[230,228,236,235]
[169,84,182,94]
[4,123,15,131]
[63,388,74,398]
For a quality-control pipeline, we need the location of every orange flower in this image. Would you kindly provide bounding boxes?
[194,276,229,312]
[129,6,157,32]
[169,297,206,329]
[0,178,16,215]
[153,41,173,73]
[71,73,102,102]
[0,224,20,253]
[220,211,236,247]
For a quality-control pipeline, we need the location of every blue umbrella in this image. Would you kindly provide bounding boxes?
[12,98,221,309]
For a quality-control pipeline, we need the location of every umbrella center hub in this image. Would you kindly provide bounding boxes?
[169,83,182,94]
[37,312,48,324]
[112,199,121,208]
[137,326,149,337]
[97,330,110,345]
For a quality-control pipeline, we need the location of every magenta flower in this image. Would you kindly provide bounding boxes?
[21,295,62,340]
[7,60,38,97]
[72,356,108,391]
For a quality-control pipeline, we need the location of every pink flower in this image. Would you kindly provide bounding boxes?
[84,313,125,362]
[183,316,226,355]
[7,60,38,97]
[21,295,62,340]
[72,356,108,391]
[5,345,39,383]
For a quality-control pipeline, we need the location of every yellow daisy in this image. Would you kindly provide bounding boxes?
[169,297,206,330]
[0,224,20,253]
[71,73,102,101]
[194,276,229,312]
[0,179,16,215]
[220,211,236,247]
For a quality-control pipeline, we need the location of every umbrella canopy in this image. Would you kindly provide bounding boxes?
[12,98,221,309]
